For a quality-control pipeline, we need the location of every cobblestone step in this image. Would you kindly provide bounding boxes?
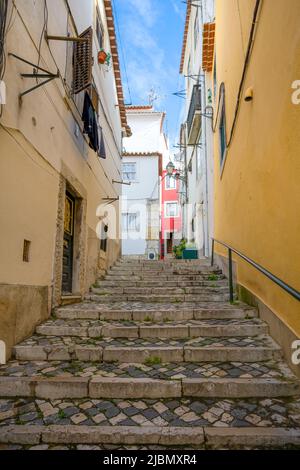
[0,397,300,434]
[86,294,230,303]
[105,272,223,280]
[98,280,228,288]
[1,425,300,449]
[2,258,299,450]
[91,286,229,296]
[0,360,292,380]
[13,335,281,363]
[55,303,257,321]
[109,265,220,272]
[0,375,299,400]
[36,318,268,339]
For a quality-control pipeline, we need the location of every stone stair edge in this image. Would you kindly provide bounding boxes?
[1,425,300,449]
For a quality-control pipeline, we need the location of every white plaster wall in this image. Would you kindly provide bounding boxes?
[123,112,163,153]
[180,0,215,255]
[121,156,160,256]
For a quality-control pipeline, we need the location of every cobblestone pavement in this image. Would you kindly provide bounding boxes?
[1,259,300,449]
[1,397,300,428]
[15,334,275,349]
[37,318,264,328]
[0,444,198,450]
[0,360,290,379]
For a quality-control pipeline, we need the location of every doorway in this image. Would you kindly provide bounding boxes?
[62,191,75,293]
[167,232,174,254]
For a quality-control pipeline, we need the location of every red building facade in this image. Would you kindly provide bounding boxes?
[160,170,182,259]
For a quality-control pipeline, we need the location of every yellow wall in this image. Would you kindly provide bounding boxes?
[214,0,300,336]
[0,0,122,357]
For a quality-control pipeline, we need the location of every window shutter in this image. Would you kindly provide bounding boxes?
[73,27,93,95]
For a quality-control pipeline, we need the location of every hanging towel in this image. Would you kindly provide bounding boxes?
[82,91,99,153]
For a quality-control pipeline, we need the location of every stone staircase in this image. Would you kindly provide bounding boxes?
[0,258,300,450]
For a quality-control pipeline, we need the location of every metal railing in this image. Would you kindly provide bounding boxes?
[187,84,201,136]
[211,238,300,304]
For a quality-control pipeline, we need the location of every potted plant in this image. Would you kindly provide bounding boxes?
[98,49,111,66]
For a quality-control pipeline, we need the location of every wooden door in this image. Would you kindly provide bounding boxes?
[62,192,75,294]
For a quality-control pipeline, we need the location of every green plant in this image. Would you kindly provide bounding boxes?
[173,238,187,259]
[144,316,152,322]
[144,356,162,366]
[208,274,218,281]
[58,409,67,419]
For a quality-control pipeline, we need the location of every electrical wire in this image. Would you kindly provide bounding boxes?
[7,0,122,193]
[0,0,9,117]
[211,0,262,150]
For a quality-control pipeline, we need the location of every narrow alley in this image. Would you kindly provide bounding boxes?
[0,0,300,455]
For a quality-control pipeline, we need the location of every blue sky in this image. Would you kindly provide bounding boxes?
[113,0,187,152]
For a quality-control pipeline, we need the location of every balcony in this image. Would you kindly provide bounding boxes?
[187,84,202,145]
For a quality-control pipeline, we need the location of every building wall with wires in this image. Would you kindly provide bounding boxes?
[0,0,125,359]
[213,0,300,346]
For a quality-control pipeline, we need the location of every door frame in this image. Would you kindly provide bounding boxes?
[52,175,87,307]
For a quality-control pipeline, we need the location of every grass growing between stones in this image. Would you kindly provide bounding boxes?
[144,356,162,366]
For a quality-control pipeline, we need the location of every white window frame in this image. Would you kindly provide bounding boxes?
[122,162,137,182]
[122,212,140,232]
[165,201,179,218]
[165,174,176,190]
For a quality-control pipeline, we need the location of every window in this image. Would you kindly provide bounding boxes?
[96,7,104,48]
[165,175,176,190]
[122,163,137,181]
[165,202,179,218]
[219,99,227,164]
[23,240,31,262]
[122,213,140,232]
[73,27,93,95]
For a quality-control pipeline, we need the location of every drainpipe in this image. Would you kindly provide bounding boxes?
[203,73,210,257]
[199,0,210,257]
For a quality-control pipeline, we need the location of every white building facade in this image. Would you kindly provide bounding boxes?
[121,106,168,258]
[179,0,215,257]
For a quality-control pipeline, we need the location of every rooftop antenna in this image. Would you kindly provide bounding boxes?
[148,87,159,106]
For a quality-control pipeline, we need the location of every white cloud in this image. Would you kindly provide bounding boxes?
[127,0,159,27]
[171,0,186,20]
[118,0,177,107]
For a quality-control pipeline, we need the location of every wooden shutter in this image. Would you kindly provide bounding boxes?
[73,27,93,95]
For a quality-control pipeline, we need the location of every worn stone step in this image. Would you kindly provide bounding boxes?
[36,318,268,339]
[98,280,228,288]
[1,425,300,449]
[13,335,281,363]
[104,274,226,281]
[91,286,229,296]
[0,359,293,381]
[0,375,299,400]
[0,396,300,447]
[106,270,223,278]
[109,264,220,272]
[86,294,230,303]
[55,303,257,321]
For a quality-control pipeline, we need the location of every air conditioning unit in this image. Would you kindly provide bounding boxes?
[147,251,156,260]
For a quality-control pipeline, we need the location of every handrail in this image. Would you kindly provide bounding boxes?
[211,238,300,303]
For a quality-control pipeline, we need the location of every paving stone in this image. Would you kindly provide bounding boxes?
[1,259,300,450]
